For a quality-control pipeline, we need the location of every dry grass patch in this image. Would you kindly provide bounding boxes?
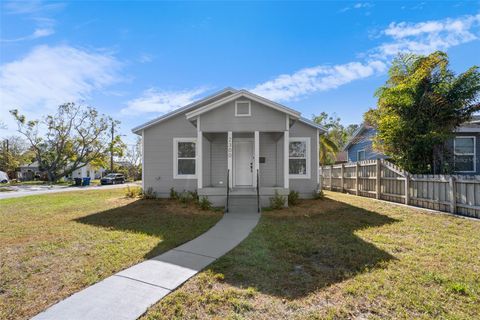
[0,189,222,320]
[143,191,480,320]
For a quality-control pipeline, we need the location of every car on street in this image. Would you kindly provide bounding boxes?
[100,173,125,185]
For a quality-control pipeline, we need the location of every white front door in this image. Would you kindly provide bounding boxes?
[233,140,254,186]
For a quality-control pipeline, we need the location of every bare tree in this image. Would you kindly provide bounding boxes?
[10,103,119,182]
[120,136,142,180]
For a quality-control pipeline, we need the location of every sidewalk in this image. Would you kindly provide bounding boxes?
[0,182,140,200]
[32,211,260,320]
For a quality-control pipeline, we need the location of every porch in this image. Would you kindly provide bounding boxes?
[196,131,290,207]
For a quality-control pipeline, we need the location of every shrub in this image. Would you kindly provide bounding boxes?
[189,190,199,203]
[178,191,193,206]
[143,187,157,199]
[288,190,300,206]
[198,196,212,210]
[313,189,324,200]
[169,187,178,200]
[269,191,286,209]
[125,186,141,198]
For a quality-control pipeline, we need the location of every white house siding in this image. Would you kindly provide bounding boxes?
[143,113,198,197]
[289,120,319,197]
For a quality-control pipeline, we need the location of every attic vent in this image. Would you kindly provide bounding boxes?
[235,101,251,117]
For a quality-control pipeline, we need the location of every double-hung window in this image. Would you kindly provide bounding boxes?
[173,138,197,178]
[454,136,476,173]
[357,149,366,161]
[289,137,310,178]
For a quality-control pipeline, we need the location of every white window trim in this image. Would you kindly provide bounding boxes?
[235,100,251,117]
[173,137,197,179]
[288,137,311,179]
[357,149,366,161]
[454,136,476,173]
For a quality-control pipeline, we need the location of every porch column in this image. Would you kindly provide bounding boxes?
[197,116,202,189]
[284,115,290,189]
[254,131,260,187]
[227,131,233,188]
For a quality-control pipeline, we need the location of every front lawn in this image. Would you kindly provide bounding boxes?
[0,189,222,320]
[144,191,480,319]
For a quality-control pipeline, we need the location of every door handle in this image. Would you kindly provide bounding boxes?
[250,162,253,172]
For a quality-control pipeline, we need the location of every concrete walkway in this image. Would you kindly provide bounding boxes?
[32,211,260,320]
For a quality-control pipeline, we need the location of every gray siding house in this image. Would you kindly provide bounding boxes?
[132,88,326,207]
[344,118,480,175]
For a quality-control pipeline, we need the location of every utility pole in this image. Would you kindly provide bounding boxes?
[110,121,115,172]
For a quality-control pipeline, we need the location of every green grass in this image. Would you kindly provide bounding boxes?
[143,191,480,320]
[0,188,222,320]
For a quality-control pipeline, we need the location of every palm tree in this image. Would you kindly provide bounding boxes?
[319,133,339,165]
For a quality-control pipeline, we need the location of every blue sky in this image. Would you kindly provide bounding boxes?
[1,1,479,143]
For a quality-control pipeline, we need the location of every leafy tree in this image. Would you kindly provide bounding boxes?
[10,103,121,182]
[0,136,29,178]
[365,51,480,173]
[313,112,359,164]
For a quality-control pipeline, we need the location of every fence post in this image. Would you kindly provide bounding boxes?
[404,172,410,205]
[329,165,333,191]
[375,160,381,199]
[449,176,456,214]
[355,162,360,196]
[341,163,345,192]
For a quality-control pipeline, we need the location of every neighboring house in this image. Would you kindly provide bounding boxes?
[132,88,326,206]
[343,124,388,162]
[344,117,480,175]
[19,161,44,181]
[69,164,106,179]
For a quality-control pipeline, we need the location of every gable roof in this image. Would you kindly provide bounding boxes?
[132,87,237,134]
[132,87,326,134]
[185,89,301,119]
[343,123,375,151]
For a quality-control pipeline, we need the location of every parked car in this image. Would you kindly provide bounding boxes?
[0,171,8,183]
[100,173,125,185]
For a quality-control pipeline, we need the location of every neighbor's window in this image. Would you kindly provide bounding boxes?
[454,136,476,172]
[357,149,366,161]
[289,137,310,178]
[235,101,251,117]
[174,138,197,178]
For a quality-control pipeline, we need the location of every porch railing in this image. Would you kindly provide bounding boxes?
[226,169,230,213]
[256,169,260,212]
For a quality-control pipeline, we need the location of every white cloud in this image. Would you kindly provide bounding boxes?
[1,27,54,42]
[1,0,61,43]
[252,60,386,101]
[253,13,480,102]
[339,2,373,13]
[375,14,480,58]
[121,87,209,115]
[0,45,121,128]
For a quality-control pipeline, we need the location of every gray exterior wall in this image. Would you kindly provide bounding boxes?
[289,120,319,197]
[142,96,321,200]
[259,132,283,187]
[208,133,228,186]
[444,132,480,175]
[199,98,287,132]
[143,114,197,197]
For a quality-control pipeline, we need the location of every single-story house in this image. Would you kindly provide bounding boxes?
[69,164,106,179]
[344,116,480,175]
[18,161,44,181]
[132,88,326,207]
[343,124,389,162]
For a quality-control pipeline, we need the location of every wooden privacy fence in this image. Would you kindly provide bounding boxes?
[320,159,480,219]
